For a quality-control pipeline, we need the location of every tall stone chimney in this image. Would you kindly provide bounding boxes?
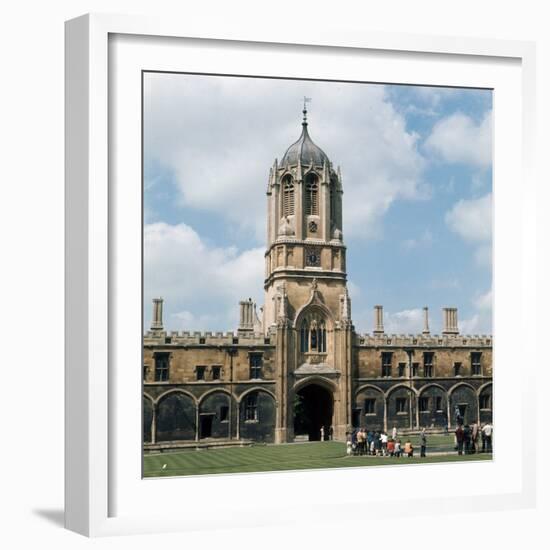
[238,298,255,332]
[442,307,459,335]
[373,305,384,335]
[151,297,164,331]
[422,306,430,336]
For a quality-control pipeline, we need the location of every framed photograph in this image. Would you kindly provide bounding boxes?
[65,14,536,536]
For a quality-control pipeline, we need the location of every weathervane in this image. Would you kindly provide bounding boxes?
[303,96,312,123]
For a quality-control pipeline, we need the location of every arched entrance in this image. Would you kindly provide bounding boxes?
[293,384,334,441]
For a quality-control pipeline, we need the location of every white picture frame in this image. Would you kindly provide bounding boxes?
[65,13,537,537]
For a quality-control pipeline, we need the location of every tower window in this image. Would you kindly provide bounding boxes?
[301,314,327,353]
[300,320,309,352]
[282,176,295,217]
[305,174,318,215]
[330,184,335,221]
[154,353,170,382]
[454,362,462,376]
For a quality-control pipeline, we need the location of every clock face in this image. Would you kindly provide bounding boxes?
[306,248,321,267]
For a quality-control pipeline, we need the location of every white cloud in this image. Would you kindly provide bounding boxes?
[412,86,459,108]
[459,314,483,335]
[402,229,434,250]
[144,222,264,331]
[144,74,427,242]
[445,193,492,242]
[476,288,493,311]
[445,193,492,271]
[459,287,493,334]
[425,110,492,168]
[474,244,493,268]
[384,308,424,334]
[429,277,460,290]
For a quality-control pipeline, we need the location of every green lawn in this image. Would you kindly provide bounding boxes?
[143,441,492,478]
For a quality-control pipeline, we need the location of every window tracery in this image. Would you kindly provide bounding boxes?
[282,176,295,217]
[305,174,318,215]
[299,312,327,353]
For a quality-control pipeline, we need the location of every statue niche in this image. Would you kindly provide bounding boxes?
[299,312,328,365]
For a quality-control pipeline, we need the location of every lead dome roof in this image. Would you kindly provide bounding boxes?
[280,110,329,168]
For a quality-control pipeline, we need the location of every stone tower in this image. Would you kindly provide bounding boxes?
[264,105,353,443]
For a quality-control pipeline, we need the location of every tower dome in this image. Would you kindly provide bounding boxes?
[280,107,329,168]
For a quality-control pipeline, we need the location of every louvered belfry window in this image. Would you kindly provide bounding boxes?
[282,176,295,216]
[305,174,318,215]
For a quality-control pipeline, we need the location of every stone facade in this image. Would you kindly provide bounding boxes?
[143,108,493,449]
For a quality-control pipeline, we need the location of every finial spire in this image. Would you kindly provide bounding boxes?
[303,96,311,126]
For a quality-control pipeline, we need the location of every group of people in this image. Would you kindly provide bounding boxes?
[345,427,426,458]
[454,422,493,455]
[341,422,494,458]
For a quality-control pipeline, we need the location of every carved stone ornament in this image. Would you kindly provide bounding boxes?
[308,220,318,233]
[278,216,295,236]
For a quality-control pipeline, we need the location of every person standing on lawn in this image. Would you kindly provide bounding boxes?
[463,424,472,454]
[482,422,493,453]
[394,439,402,457]
[455,424,465,455]
[367,430,374,455]
[374,430,381,455]
[420,428,427,457]
[356,428,364,455]
[380,431,388,456]
[404,439,414,457]
[471,422,479,453]
[351,428,358,455]
[392,426,397,442]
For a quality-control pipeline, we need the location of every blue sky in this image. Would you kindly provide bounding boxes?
[143,73,492,335]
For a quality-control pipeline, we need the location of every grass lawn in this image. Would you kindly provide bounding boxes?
[143,441,492,478]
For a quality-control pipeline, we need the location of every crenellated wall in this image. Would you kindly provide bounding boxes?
[354,333,492,380]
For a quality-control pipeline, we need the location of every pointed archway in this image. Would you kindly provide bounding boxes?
[293,383,334,441]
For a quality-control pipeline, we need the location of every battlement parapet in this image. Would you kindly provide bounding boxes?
[144,329,272,347]
[356,332,493,348]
